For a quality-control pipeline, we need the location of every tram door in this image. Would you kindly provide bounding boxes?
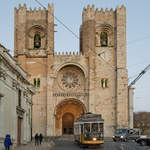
[62,113,74,134]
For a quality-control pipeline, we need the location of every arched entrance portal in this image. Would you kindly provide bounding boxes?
[62,113,74,134]
[55,99,86,135]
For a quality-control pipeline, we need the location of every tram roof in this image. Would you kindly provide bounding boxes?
[75,112,104,122]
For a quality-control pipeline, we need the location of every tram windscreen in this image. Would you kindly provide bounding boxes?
[99,123,104,133]
[84,123,90,133]
[91,123,98,132]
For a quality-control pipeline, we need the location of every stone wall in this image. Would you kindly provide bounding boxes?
[14,4,133,138]
[0,45,33,145]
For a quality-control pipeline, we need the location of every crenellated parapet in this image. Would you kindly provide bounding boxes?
[14,3,54,13]
[54,51,83,56]
[82,5,126,23]
[14,3,54,21]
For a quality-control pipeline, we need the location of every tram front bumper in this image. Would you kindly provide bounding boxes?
[82,140,104,145]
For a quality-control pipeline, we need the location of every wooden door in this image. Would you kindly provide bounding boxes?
[62,113,74,134]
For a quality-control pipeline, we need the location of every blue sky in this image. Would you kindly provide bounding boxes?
[0,0,150,112]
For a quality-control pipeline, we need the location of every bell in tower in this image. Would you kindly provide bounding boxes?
[34,33,41,49]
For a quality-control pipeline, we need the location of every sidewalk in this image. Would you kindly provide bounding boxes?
[14,141,55,150]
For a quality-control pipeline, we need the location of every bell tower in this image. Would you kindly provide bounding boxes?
[14,3,54,67]
[14,4,54,136]
[80,5,130,131]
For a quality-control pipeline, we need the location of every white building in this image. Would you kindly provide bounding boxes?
[0,44,34,148]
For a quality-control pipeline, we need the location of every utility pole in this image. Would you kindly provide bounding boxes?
[128,64,150,88]
[128,64,150,128]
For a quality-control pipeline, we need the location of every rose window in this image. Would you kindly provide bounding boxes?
[61,72,79,89]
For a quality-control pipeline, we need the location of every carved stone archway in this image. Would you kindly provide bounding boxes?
[55,99,86,135]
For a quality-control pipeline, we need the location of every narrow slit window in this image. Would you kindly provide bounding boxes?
[101,78,105,88]
[33,78,36,87]
[18,89,21,107]
[105,79,108,88]
[34,33,41,49]
[101,78,109,88]
[100,32,108,47]
[37,78,40,88]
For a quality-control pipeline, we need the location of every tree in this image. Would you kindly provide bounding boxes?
[134,112,150,135]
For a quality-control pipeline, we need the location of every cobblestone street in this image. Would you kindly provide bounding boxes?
[52,136,150,150]
[1,136,150,150]
[15,141,55,150]
[0,141,55,150]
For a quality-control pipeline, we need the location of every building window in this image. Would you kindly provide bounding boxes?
[37,78,40,88]
[18,89,21,107]
[101,78,108,88]
[100,32,108,47]
[33,78,36,87]
[33,78,40,88]
[34,33,41,49]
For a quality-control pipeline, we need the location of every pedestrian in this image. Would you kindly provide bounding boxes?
[39,133,43,145]
[4,134,13,150]
[34,133,39,146]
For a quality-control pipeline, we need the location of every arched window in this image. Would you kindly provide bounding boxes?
[34,33,41,49]
[100,32,108,47]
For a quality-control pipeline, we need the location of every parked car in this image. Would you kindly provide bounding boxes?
[112,128,141,142]
[136,136,150,146]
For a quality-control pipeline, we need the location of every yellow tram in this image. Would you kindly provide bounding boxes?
[74,112,104,147]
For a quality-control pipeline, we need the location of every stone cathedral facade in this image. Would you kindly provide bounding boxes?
[14,4,133,137]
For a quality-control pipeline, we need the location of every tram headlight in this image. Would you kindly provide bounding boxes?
[120,136,124,139]
[93,137,97,141]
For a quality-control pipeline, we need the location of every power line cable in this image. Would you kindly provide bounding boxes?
[34,0,79,39]
[128,73,139,80]
[127,61,150,68]
[127,34,150,46]
[98,33,150,70]
[32,0,150,73]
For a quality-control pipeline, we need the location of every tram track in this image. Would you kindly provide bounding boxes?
[53,139,150,150]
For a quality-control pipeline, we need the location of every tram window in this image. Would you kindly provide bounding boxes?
[84,123,90,133]
[80,124,83,133]
[91,123,98,132]
[99,123,104,132]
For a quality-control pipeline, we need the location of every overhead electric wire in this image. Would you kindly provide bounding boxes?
[127,34,150,46]
[34,0,79,39]
[128,73,139,80]
[98,33,150,70]
[127,61,150,68]
[33,0,150,72]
